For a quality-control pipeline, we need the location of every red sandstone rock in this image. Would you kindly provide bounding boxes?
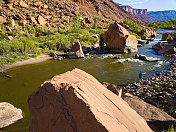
[28,68,152,132]
[19,0,28,8]
[38,16,46,26]
[0,16,6,25]
[0,102,23,128]
[124,93,176,132]
[68,42,84,59]
[103,23,138,53]
[102,82,122,97]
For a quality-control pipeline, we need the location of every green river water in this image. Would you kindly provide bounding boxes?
[0,31,172,131]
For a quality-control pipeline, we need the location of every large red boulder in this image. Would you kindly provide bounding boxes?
[28,68,152,132]
[103,23,138,53]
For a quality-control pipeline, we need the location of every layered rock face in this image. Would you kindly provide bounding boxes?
[0,102,23,128]
[28,68,152,132]
[120,5,154,23]
[103,23,138,53]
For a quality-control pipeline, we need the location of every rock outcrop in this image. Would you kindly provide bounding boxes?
[68,42,84,59]
[0,0,145,30]
[124,93,176,132]
[103,23,138,53]
[28,68,152,132]
[0,16,6,25]
[0,102,23,128]
[152,40,176,55]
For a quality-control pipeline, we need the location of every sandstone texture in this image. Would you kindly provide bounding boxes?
[0,102,23,128]
[68,42,84,59]
[28,68,152,132]
[124,93,176,132]
[103,23,138,53]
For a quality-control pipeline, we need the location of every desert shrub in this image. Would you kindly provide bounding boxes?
[162,125,176,132]
[92,16,99,29]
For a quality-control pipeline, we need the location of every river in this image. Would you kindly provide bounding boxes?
[0,29,175,131]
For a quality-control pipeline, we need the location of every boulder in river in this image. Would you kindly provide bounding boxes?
[124,93,176,132]
[0,102,23,128]
[152,42,164,50]
[68,42,84,59]
[135,54,160,62]
[103,23,138,53]
[158,45,176,55]
[28,68,152,132]
[162,33,172,41]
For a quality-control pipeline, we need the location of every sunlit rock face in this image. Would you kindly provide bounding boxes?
[28,68,152,132]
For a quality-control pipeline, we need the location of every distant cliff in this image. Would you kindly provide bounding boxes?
[121,6,147,15]
[120,5,154,23]
[148,10,176,21]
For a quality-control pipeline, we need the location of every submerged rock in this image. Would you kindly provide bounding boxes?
[28,68,152,132]
[135,54,160,62]
[103,23,138,53]
[68,42,84,59]
[0,102,23,128]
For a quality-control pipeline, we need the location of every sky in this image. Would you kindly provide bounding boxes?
[114,0,176,11]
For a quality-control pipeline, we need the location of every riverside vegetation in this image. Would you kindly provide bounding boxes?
[0,17,149,72]
[149,20,176,30]
[0,14,108,72]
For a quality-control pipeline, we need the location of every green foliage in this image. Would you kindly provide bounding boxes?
[92,16,99,29]
[128,31,140,39]
[162,125,176,132]
[123,19,143,31]
[148,20,176,29]
[72,13,82,32]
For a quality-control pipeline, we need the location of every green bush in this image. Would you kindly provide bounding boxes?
[162,125,176,132]
[92,16,99,29]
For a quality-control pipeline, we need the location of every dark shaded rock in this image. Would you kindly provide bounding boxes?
[124,93,176,132]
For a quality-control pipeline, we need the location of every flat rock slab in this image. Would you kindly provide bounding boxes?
[28,68,152,132]
[0,102,23,128]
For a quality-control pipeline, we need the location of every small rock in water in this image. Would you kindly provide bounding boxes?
[0,102,23,128]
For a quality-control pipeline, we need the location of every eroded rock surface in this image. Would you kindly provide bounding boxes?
[0,102,23,128]
[28,68,152,132]
[103,23,138,53]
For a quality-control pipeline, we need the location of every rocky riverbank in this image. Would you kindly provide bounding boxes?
[123,56,176,118]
